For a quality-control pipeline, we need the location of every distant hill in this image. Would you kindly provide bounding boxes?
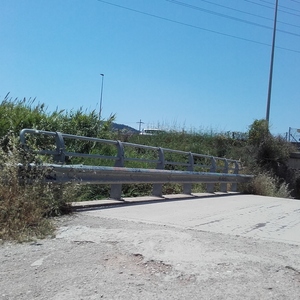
[111,122,139,134]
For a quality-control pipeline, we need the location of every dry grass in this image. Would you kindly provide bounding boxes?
[243,172,292,199]
[0,135,76,241]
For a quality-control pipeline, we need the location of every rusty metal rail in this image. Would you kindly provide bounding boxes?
[20,129,253,200]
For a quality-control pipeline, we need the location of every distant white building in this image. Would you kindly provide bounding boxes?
[140,129,166,135]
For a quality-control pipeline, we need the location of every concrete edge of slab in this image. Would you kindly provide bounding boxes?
[70,192,241,209]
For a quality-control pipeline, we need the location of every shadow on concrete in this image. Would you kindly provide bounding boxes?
[71,192,244,212]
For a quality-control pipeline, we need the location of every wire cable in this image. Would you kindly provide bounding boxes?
[243,0,300,17]
[166,0,300,37]
[288,0,300,4]
[96,0,300,54]
[258,0,300,13]
[166,0,273,30]
[194,0,300,29]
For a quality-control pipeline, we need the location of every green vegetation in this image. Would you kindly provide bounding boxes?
[0,95,116,241]
[0,134,76,241]
[0,95,299,241]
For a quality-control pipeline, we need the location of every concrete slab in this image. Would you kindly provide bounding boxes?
[81,194,300,245]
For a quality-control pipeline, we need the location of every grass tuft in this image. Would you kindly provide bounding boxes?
[0,134,76,241]
[243,172,292,199]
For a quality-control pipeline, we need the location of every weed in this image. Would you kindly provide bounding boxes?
[242,172,291,198]
[0,134,77,241]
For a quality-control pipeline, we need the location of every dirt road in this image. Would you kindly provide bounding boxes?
[1,210,300,300]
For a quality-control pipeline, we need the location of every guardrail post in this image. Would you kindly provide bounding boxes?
[183,152,194,194]
[206,156,216,193]
[19,129,27,148]
[220,159,229,192]
[152,147,165,197]
[110,141,125,200]
[231,161,239,192]
[54,132,66,163]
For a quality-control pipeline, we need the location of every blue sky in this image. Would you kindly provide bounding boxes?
[1,0,299,135]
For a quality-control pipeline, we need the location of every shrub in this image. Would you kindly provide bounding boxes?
[0,95,46,137]
[256,135,293,167]
[244,119,298,198]
[243,172,291,198]
[248,119,270,147]
[0,134,77,241]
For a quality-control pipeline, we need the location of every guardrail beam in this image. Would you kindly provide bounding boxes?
[30,164,253,185]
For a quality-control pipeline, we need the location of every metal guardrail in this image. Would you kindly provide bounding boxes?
[20,129,253,200]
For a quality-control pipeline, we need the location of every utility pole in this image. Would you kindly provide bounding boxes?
[137,119,144,133]
[99,74,104,121]
[266,0,279,125]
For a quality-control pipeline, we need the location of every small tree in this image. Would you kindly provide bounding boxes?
[248,119,270,147]
[244,119,298,198]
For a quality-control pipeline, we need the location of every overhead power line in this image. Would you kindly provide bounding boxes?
[166,0,272,30]
[243,0,300,17]
[288,0,300,4]
[258,0,300,13]
[96,0,300,54]
[166,0,300,37]
[193,0,300,29]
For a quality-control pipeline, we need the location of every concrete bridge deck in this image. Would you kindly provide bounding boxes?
[74,193,300,245]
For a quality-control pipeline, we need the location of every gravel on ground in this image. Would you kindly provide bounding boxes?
[1,213,300,300]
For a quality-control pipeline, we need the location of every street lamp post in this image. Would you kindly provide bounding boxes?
[266,0,279,125]
[99,74,104,121]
